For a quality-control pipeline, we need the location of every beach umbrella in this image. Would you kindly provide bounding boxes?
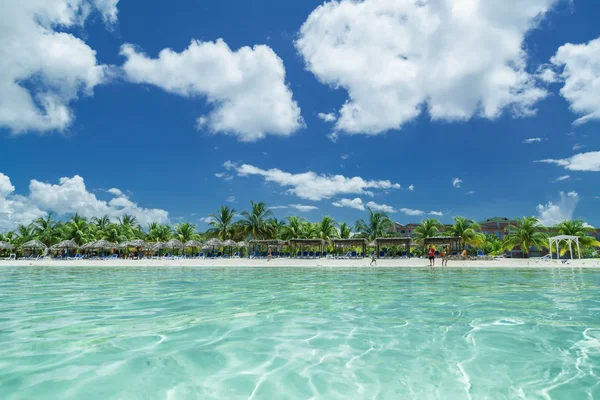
[54,240,80,250]
[184,240,203,248]
[223,239,237,247]
[204,238,222,255]
[0,241,14,250]
[152,242,165,250]
[21,240,47,250]
[237,241,248,247]
[92,240,117,249]
[81,241,96,250]
[165,239,184,248]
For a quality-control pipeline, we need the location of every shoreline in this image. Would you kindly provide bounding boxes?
[2,258,600,268]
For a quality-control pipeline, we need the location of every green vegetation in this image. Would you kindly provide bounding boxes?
[0,204,599,258]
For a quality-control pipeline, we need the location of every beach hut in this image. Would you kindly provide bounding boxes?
[374,237,412,258]
[423,236,461,255]
[289,239,326,258]
[248,239,289,258]
[331,238,367,258]
[21,239,48,257]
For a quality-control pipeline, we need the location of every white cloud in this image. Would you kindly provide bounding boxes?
[523,138,542,144]
[452,178,463,188]
[215,172,233,181]
[269,206,289,210]
[0,172,169,231]
[429,211,444,217]
[537,191,579,226]
[120,39,303,142]
[549,36,600,125]
[398,208,422,216]
[553,175,570,183]
[332,198,365,211]
[0,0,116,134]
[368,201,397,213]
[223,161,237,170]
[466,191,476,195]
[228,162,401,201]
[317,112,337,122]
[408,184,414,192]
[296,0,554,136]
[572,143,585,151]
[340,154,350,160]
[537,151,600,172]
[199,216,214,224]
[225,196,236,203]
[289,204,319,212]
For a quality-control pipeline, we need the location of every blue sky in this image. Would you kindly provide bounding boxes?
[1,0,599,231]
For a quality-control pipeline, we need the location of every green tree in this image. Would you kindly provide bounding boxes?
[31,213,61,246]
[266,218,286,240]
[482,234,504,256]
[207,206,237,240]
[64,213,90,245]
[147,223,172,242]
[239,201,273,240]
[502,217,548,258]
[355,208,393,241]
[281,216,306,240]
[412,218,441,245]
[315,216,338,241]
[338,222,352,239]
[445,216,485,249]
[174,222,200,242]
[92,215,111,230]
[14,224,34,245]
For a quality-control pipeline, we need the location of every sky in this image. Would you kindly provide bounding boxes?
[1,0,600,231]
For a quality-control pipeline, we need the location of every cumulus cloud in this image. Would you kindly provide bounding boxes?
[549,36,600,125]
[408,184,415,192]
[215,172,233,181]
[317,112,337,122]
[120,39,303,142]
[0,0,116,134]
[523,138,542,144]
[0,173,169,231]
[537,191,579,226]
[226,161,400,201]
[452,178,463,188]
[398,208,422,216]
[296,0,554,136]
[199,216,215,224]
[367,202,397,213]
[332,198,365,211]
[429,211,444,217]
[537,151,600,172]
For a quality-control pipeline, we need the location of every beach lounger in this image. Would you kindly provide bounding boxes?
[233,252,240,258]
[477,250,485,257]
[7,254,16,260]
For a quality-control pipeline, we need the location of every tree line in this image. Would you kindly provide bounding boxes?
[1,201,598,257]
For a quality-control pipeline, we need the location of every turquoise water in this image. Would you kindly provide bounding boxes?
[0,267,599,399]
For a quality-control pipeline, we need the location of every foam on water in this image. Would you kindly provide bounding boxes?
[0,266,599,399]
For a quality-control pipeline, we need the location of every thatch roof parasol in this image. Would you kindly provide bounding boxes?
[0,241,14,250]
[52,240,80,250]
[237,241,248,247]
[331,238,367,247]
[184,240,203,248]
[81,241,96,249]
[165,239,184,249]
[222,239,237,247]
[21,240,47,249]
[124,239,148,248]
[152,242,165,250]
[92,240,117,249]
[204,238,222,247]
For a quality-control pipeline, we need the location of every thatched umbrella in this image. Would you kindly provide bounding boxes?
[21,239,47,257]
[51,240,79,257]
[81,241,96,250]
[184,240,203,248]
[92,240,117,250]
[152,242,165,250]
[0,241,14,250]
[126,239,148,248]
[222,239,237,256]
[165,239,184,255]
[204,238,222,255]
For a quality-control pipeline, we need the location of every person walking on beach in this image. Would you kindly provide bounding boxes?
[370,251,377,266]
[267,247,272,262]
[428,246,436,267]
[441,247,449,267]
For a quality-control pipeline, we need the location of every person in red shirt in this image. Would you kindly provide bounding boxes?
[428,246,436,266]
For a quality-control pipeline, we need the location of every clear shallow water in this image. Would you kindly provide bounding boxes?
[0,267,599,400]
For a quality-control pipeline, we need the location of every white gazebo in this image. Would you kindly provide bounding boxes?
[548,235,581,260]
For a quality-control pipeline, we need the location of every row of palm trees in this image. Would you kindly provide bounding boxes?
[1,202,598,257]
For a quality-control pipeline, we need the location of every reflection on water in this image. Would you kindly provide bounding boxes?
[0,266,599,399]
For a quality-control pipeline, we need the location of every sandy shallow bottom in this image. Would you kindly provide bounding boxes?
[2,257,600,268]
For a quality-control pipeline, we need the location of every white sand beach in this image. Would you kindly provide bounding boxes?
[2,258,600,268]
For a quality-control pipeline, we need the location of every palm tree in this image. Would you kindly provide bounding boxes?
[14,224,34,245]
[502,217,548,258]
[412,218,441,245]
[92,215,111,230]
[65,213,90,245]
[338,222,352,239]
[355,208,393,240]
[315,216,338,241]
[118,214,139,229]
[31,213,61,246]
[101,223,128,243]
[147,223,172,242]
[554,220,600,257]
[174,222,200,242]
[445,216,485,249]
[266,218,286,239]
[207,206,237,240]
[281,216,307,240]
[0,231,17,245]
[239,201,273,240]
[482,234,504,256]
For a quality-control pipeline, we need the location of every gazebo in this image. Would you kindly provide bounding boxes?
[423,236,461,254]
[374,237,412,257]
[331,238,367,257]
[248,240,288,257]
[548,235,581,260]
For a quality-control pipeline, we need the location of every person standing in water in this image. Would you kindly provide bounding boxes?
[428,246,436,267]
